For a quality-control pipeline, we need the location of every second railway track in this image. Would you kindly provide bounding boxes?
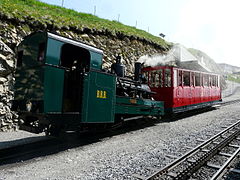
[133,119,240,180]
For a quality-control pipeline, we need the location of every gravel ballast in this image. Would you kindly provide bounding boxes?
[0,86,240,179]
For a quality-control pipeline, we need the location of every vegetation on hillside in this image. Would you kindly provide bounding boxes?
[227,74,240,83]
[0,0,170,49]
[188,48,210,59]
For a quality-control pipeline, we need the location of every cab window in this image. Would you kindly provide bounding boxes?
[37,43,45,62]
[60,44,91,72]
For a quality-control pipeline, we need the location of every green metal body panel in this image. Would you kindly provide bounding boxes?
[90,51,102,70]
[45,38,63,65]
[43,66,64,113]
[43,38,64,113]
[15,67,44,101]
[81,71,116,123]
[15,33,46,102]
[115,96,164,116]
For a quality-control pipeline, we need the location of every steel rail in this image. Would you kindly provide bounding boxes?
[211,146,240,180]
[173,125,240,179]
[144,119,240,180]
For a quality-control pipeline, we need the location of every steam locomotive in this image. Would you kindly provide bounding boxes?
[12,32,221,136]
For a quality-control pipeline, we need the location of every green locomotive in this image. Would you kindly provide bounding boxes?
[12,32,164,135]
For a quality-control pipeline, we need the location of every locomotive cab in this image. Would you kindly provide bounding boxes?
[13,32,115,134]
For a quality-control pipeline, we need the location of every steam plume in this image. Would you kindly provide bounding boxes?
[137,45,179,67]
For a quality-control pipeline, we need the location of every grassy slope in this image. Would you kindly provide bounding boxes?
[0,0,169,49]
[188,48,208,58]
[227,74,240,83]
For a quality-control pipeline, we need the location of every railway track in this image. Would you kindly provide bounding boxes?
[0,97,239,171]
[133,119,240,180]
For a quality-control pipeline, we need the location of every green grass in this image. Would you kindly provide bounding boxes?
[227,74,240,83]
[188,48,208,58]
[1,0,170,49]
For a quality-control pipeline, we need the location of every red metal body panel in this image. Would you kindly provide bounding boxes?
[142,66,221,110]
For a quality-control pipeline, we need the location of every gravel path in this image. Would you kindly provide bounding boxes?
[0,83,240,180]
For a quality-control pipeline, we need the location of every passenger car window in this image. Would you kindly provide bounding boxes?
[178,70,182,86]
[204,75,209,86]
[183,71,190,86]
[155,72,160,87]
[151,72,156,87]
[190,72,194,86]
[173,70,178,87]
[164,69,171,87]
[148,72,152,86]
[158,69,163,87]
[195,73,201,86]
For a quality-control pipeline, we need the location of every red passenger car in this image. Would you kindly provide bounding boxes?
[142,66,222,113]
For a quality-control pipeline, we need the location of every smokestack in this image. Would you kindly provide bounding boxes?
[134,62,142,81]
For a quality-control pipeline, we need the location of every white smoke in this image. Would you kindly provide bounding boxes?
[137,54,165,67]
[137,45,179,67]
